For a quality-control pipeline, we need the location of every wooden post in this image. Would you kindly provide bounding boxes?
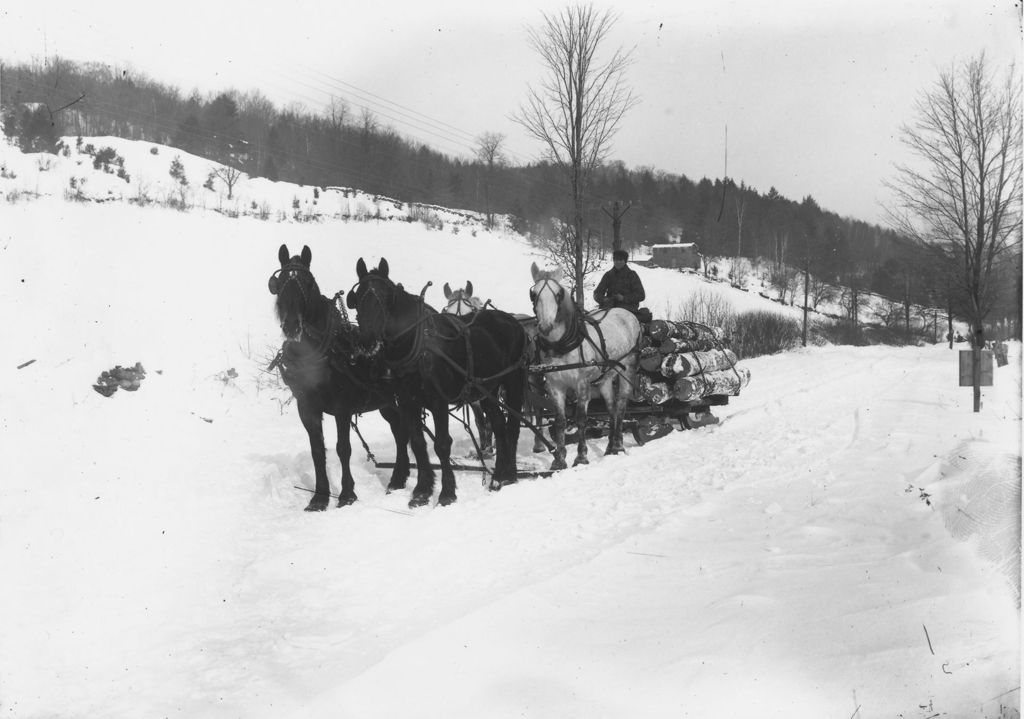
[904,275,911,345]
[602,201,632,254]
[973,327,984,413]
[802,256,809,347]
[947,305,954,349]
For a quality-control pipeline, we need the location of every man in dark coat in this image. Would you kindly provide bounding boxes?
[594,249,645,313]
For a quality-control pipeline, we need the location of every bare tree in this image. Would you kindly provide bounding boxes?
[475,131,505,229]
[889,55,1022,337]
[513,4,638,307]
[887,53,1021,410]
[326,96,349,131]
[213,165,243,200]
[806,274,836,311]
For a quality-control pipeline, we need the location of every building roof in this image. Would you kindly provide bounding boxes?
[651,243,699,251]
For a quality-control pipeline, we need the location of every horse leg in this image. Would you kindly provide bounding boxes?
[499,367,525,485]
[380,404,410,492]
[572,382,591,467]
[471,402,494,459]
[298,401,330,512]
[604,373,628,455]
[529,374,547,453]
[431,403,458,506]
[548,387,568,471]
[407,406,436,508]
[481,396,511,490]
[334,412,358,507]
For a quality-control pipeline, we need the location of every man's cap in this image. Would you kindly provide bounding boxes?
[612,249,628,261]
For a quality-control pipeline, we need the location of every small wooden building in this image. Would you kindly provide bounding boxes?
[651,243,701,270]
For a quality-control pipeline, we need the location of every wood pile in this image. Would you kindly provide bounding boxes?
[636,320,749,404]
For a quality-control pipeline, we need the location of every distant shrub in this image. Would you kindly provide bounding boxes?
[149,146,159,155]
[93,147,124,173]
[116,167,131,183]
[133,180,152,206]
[203,171,216,191]
[292,196,300,210]
[732,310,801,359]
[669,287,736,330]
[83,143,96,156]
[65,176,87,202]
[409,205,443,230]
[169,156,188,186]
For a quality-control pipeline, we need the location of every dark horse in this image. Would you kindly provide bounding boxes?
[270,244,409,512]
[347,257,528,507]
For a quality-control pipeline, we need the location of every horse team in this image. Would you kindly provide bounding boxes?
[270,244,641,511]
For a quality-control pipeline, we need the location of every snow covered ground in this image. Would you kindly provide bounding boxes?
[0,142,1020,718]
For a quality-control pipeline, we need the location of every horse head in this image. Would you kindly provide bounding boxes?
[529,262,570,335]
[348,256,396,345]
[442,281,483,317]
[270,244,319,340]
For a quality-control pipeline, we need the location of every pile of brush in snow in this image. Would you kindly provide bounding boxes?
[92,362,146,397]
[635,320,750,404]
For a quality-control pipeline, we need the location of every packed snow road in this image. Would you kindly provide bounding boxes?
[4,343,1018,719]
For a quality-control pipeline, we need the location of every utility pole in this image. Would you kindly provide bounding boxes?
[602,201,632,254]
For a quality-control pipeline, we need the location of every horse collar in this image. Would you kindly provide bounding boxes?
[537,308,587,355]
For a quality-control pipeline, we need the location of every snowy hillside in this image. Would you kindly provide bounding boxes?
[0,139,1019,718]
[0,134,955,333]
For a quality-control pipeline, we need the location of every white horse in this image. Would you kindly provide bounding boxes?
[529,262,641,470]
[442,280,549,455]
[441,281,492,457]
[442,281,484,317]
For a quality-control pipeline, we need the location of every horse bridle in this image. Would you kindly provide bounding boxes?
[529,278,566,313]
[268,262,315,300]
[444,293,478,317]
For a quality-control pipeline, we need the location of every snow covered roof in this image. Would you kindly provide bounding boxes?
[651,242,699,250]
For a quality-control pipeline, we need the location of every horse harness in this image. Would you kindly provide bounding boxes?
[530,280,639,387]
[268,265,391,399]
[349,274,528,407]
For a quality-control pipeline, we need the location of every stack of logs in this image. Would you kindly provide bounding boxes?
[636,320,750,404]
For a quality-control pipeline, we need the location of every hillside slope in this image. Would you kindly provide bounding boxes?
[1,135,946,331]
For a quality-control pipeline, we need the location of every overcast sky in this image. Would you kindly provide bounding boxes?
[1,0,1019,225]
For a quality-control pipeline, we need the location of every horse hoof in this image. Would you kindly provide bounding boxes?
[550,459,567,471]
[408,494,431,508]
[337,494,357,507]
[386,483,406,494]
[438,494,457,506]
[573,456,589,466]
[605,447,624,456]
[304,496,329,512]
